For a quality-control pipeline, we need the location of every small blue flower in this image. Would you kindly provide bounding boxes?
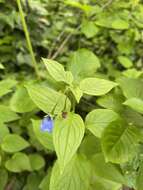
[41,116,53,133]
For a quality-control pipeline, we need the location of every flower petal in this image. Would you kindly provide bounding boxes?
[41,116,53,133]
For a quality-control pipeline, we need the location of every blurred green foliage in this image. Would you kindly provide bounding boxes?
[0,0,143,190]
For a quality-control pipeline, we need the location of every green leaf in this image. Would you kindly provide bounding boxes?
[85,109,119,138]
[50,154,91,190]
[24,173,43,190]
[65,1,92,14]
[97,93,124,112]
[118,56,133,68]
[123,98,143,114]
[80,78,117,96]
[32,119,54,150]
[0,105,19,123]
[91,153,126,184]
[0,79,17,97]
[68,49,100,79]
[136,160,143,190]
[42,58,73,85]
[26,85,71,114]
[117,77,143,99]
[95,12,129,30]
[101,120,141,163]
[29,154,45,171]
[111,19,129,30]
[79,133,101,158]
[39,168,52,190]
[53,112,85,171]
[69,85,83,103]
[121,108,143,128]
[81,20,99,38]
[5,152,31,173]
[10,87,36,113]
[90,175,121,190]
[123,69,143,78]
[1,134,30,153]
[0,122,9,143]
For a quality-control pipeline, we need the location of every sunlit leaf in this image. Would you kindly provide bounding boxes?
[68,49,100,79]
[124,98,143,114]
[50,154,91,190]
[43,58,73,85]
[80,78,117,96]
[1,134,30,153]
[26,85,71,114]
[85,109,119,137]
[53,112,85,171]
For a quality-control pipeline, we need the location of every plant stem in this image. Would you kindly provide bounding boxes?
[122,186,135,190]
[102,0,113,10]
[16,0,40,79]
[5,177,16,190]
[51,25,81,60]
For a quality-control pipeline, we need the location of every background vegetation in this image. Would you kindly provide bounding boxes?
[1,0,143,190]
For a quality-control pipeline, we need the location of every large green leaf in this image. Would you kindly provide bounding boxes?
[50,154,91,190]
[80,78,117,96]
[26,85,71,114]
[42,58,73,85]
[90,153,126,184]
[0,79,17,97]
[1,134,30,153]
[101,120,141,163]
[10,87,36,113]
[117,77,143,99]
[0,105,19,122]
[32,119,54,150]
[123,98,143,114]
[68,49,100,79]
[5,152,32,173]
[53,112,85,171]
[85,109,119,138]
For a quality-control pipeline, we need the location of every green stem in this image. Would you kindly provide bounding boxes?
[16,0,40,79]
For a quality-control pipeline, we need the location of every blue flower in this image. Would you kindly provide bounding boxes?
[41,116,53,133]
